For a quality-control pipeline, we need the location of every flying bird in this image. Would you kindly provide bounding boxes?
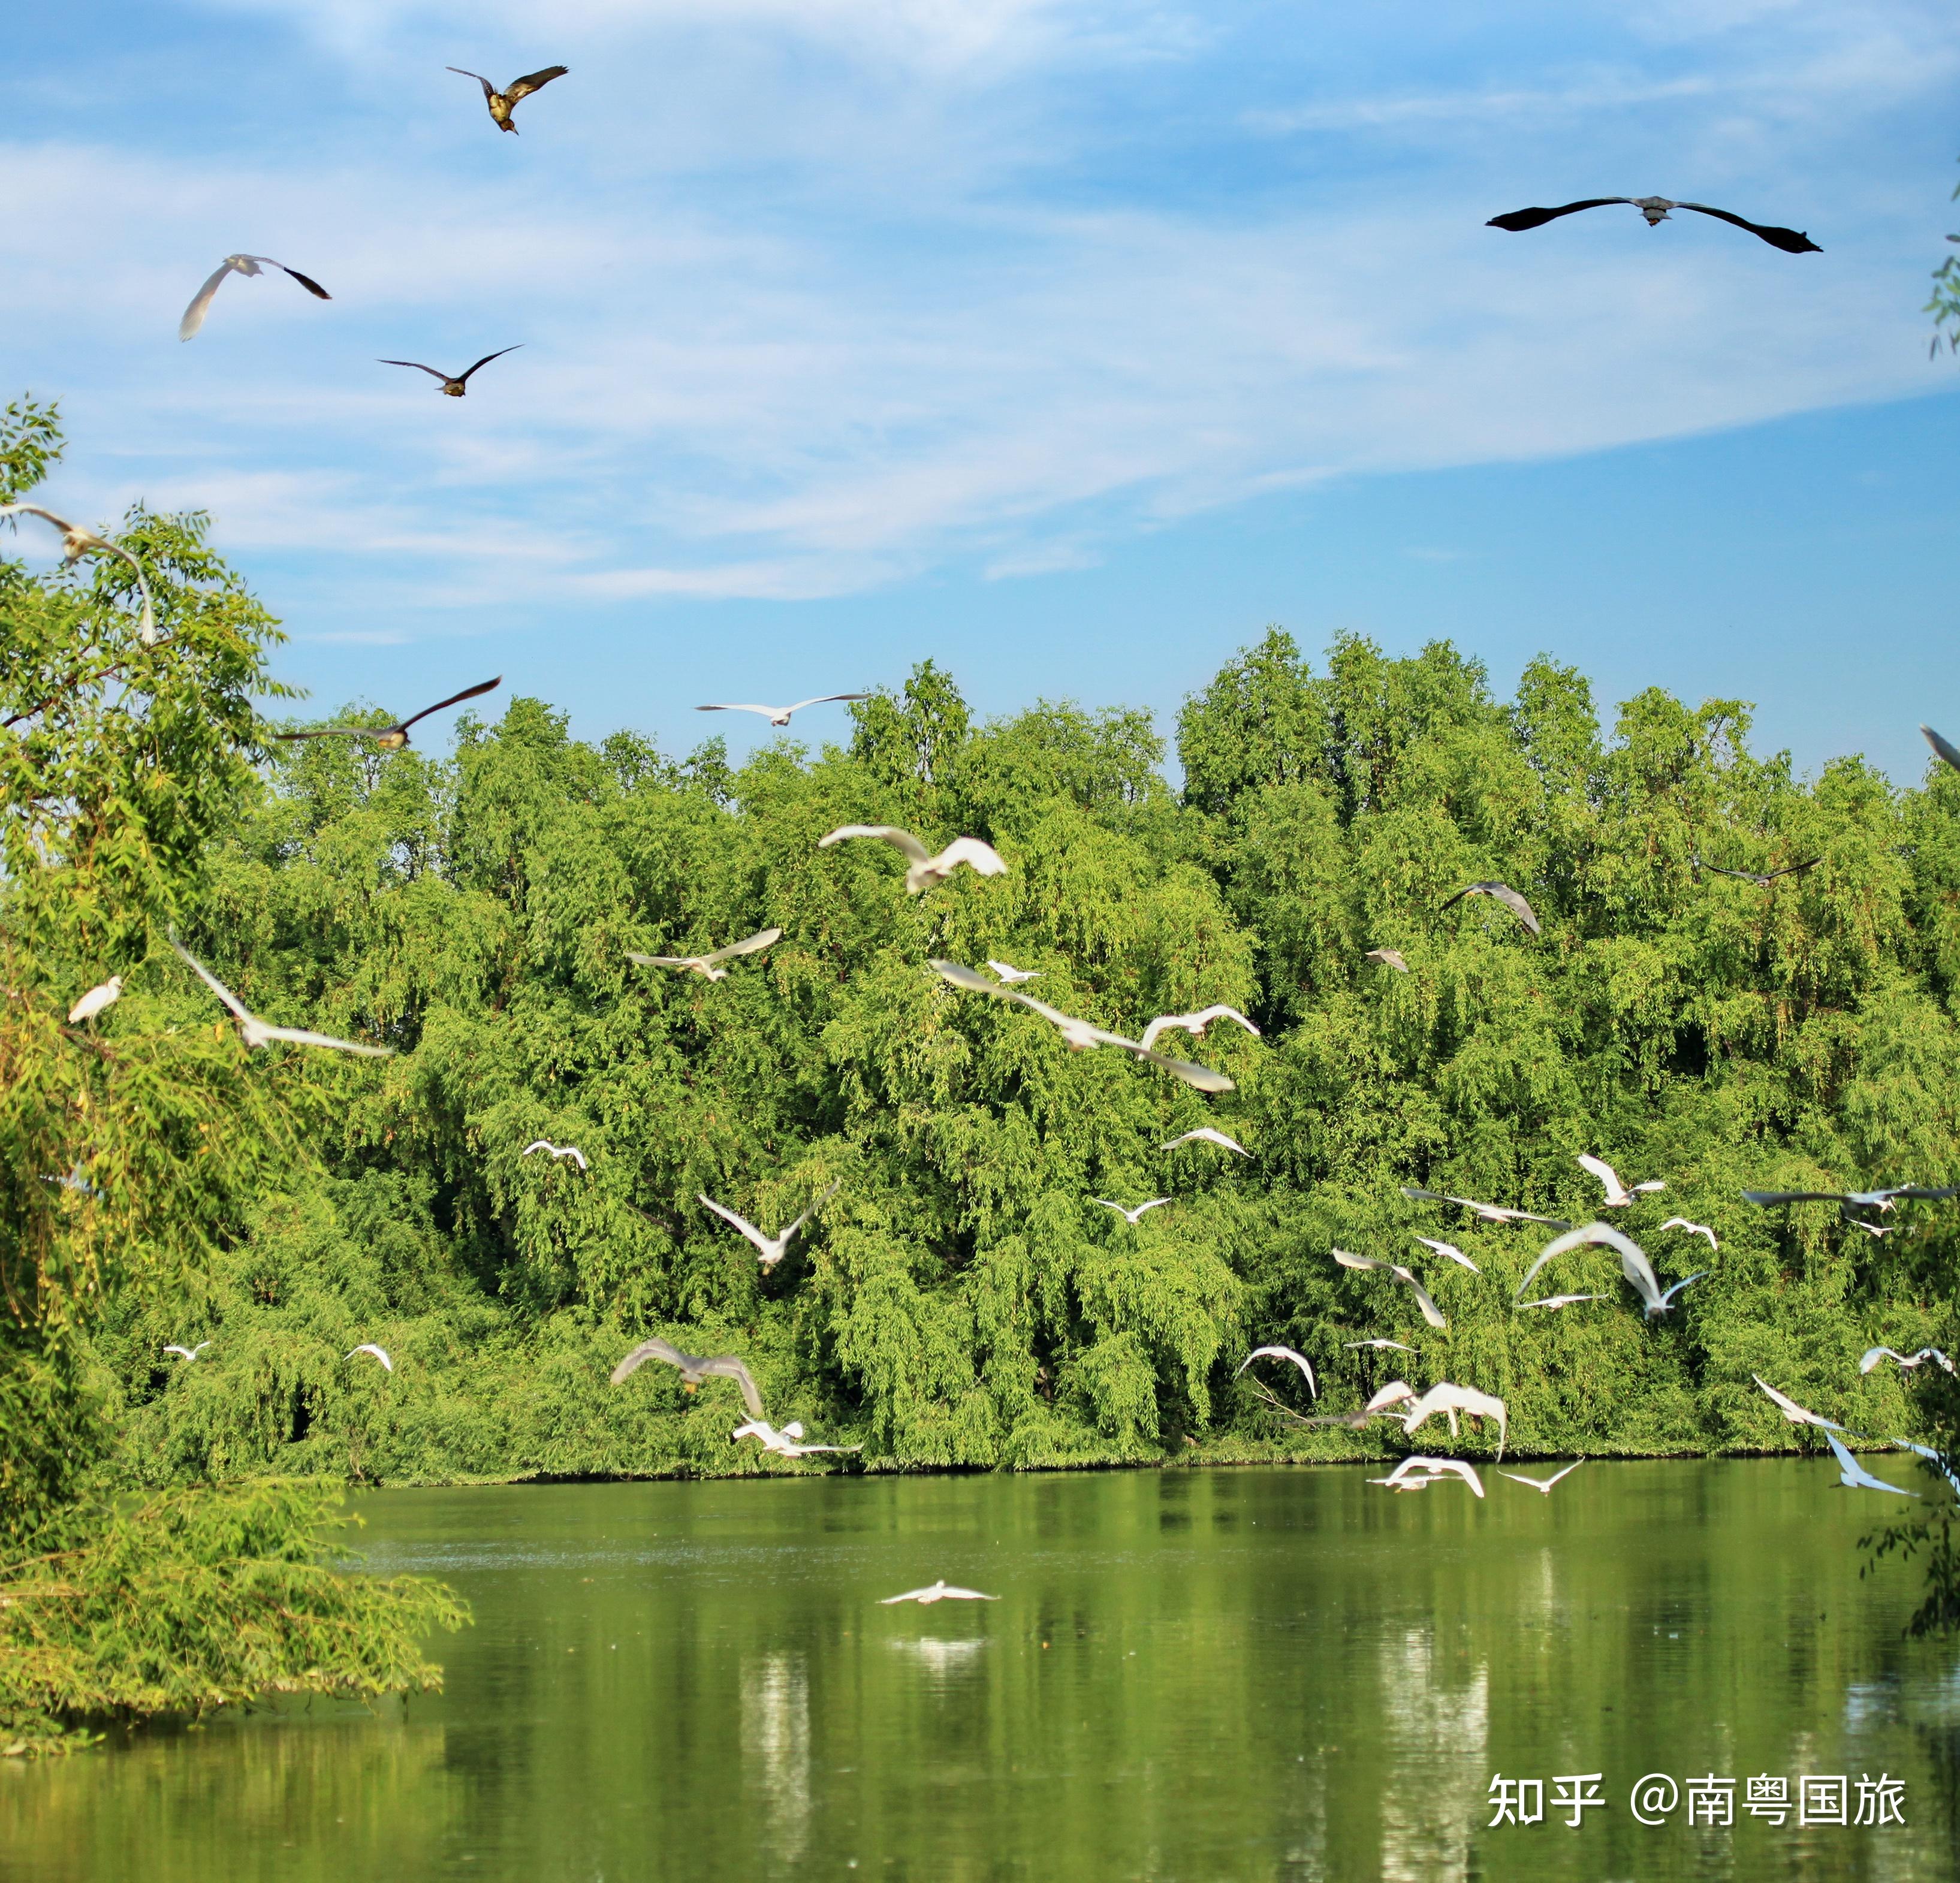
[1236,1345,1317,1398]
[732,1419,861,1459]
[1369,1456,1486,1498]
[695,695,869,727]
[1921,725,1960,774]
[1578,1154,1666,1207]
[1823,1431,1919,1498]
[1161,1127,1249,1156]
[1859,1346,1955,1375]
[170,941,394,1057]
[821,827,1006,895]
[379,347,523,397]
[1094,1197,1173,1226]
[68,977,123,1025]
[1,503,158,645]
[1364,1381,1418,1414]
[1346,1338,1418,1354]
[1138,1006,1259,1053]
[448,64,569,132]
[1886,1436,1960,1499]
[1846,1218,1899,1238]
[1744,1184,1960,1211]
[1515,1221,1700,1320]
[1753,1375,1848,1433]
[523,1140,589,1170]
[1694,855,1821,887]
[698,1184,839,1269]
[162,1342,212,1362]
[1439,882,1540,935]
[628,927,781,982]
[1401,1187,1570,1229]
[1519,1291,1608,1311]
[987,960,1040,984]
[930,961,1234,1092]
[177,254,330,341]
[346,1344,393,1372]
[879,1580,999,1605]
[273,678,500,750]
[1497,1460,1585,1495]
[1486,196,1820,254]
[1413,1235,1479,1274]
[1364,947,1409,973]
[611,1336,765,1416]
[1332,1250,1446,1329]
[1399,1381,1507,1459]
[1660,1217,1719,1250]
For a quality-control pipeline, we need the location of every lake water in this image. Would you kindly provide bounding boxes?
[4,1460,1957,1881]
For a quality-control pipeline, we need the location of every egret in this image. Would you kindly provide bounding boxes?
[1694,855,1820,887]
[1497,1460,1585,1495]
[1,503,158,644]
[822,827,1006,895]
[1859,1347,1954,1376]
[1332,1250,1446,1329]
[695,695,869,727]
[68,977,123,1025]
[628,927,781,982]
[1413,1235,1478,1273]
[1094,1198,1172,1226]
[170,941,393,1057]
[523,1140,589,1170]
[162,1342,212,1362]
[1369,1456,1485,1498]
[880,1581,999,1604]
[1753,1375,1848,1433]
[177,254,330,340]
[1346,1339,1418,1354]
[1162,1127,1249,1155]
[1364,947,1409,973]
[1823,1432,1919,1497]
[346,1344,393,1372]
[698,1184,839,1269]
[1660,1217,1719,1250]
[1236,1345,1317,1398]
[1138,1006,1259,1052]
[1515,1221,1702,1320]
[732,1419,861,1459]
[987,960,1040,984]
[1577,1153,1665,1207]
[1399,1381,1507,1459]
[1402,1187,1570,1229]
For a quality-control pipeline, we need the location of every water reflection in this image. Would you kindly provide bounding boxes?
[1377,1628,1489,1883]
[740,1653,810,1865]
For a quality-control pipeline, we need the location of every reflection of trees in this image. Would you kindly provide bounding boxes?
[741,1652,811,1866]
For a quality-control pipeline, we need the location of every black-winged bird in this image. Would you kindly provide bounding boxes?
[379,346,522,396]
[1486,196,1819,254]
[274,678,501,751]
[448,64,568,132]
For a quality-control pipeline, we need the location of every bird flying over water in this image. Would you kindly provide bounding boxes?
[1402,1187,1570,1230]
[879,1580,999,1605]
[1369,1456,1485,1498]
[523,1140,589,1170]
[1236,1345,1317,1398]
[1753,1375,1847,1433]
[1577,1154,1666,1208]
[1399,1381,1507,1459]
[698,1184,839,1269]
[695,695,869,727]
[1,503,158,644]
[1364,947,1409,973]
[1440,882,1540,935]
[178,254,330,340]
[1364,1381,1418,1414]
[1332,1250,1446,1329]
[1486,197,1820,254]
[1094,1197,1172,1226]
[822,827,1006,895]
[1138,1006,1259,1053]
[1860,1346,1955,1375]
[379,348,523,397]
[170,941,394,1057]
[163,1342,212,1362]
[273,678,500,750]
[1498,1460,1585,1495]
[346,1343,393,1372]
[1660,1217,1719,1250]
[68,977,123,1025]
[732,1419,861,1458]
[1694,855,1820,888]
[1823,1431,1918,1498]
[1162,1127,1249,1155]
[1413,1236,1478,1274]
[448,64,569,132]
[629,927,781,982]
[611,1336,765,1416]
[1516,1221,1700,1320]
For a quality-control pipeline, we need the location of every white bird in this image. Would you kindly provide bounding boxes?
[699,1184,839,1268]
[1236,1345,1317,1398]
[1094,1197,1172,1226]
[1401,1187,1570,1229]
[1519,1292,1608,1311]
[628,927,781,982]
[1859,1346,1955,1376]
[346,1344,393,1372]
[1161,1127,1250,1156]
[1346,1339,1418,1354]
[1399,1381,1508,1459]
[1368,1456,1485,1498]
[879,1580,999,1605]
[1,503,158,645]
[1753,1375,1848,1433]
[1823,1431,1919,1498]
[1846,1218,1899,1239]
[170,941,394,1057]
[1413,1235,1479,1274]
[1515,1221,1702,1320]
[1364,1381,1418,1414]
[1138,1006,1260,1053]
[178,254,331,340]
[162,1342,211,1362]
[523,1140,589,1170]
[732,1419,861,1458]
[1332,1249,1446,1329]
[612,1338,765,1415]
[1497,1460,1585,1495]
[930,961,1234,1092]
[1660,1217,1719,1250]
[1578,1154,1666,1207]
[695,695,869,727]
[987,960,1041,984]
[821,827,1006,895]
[1364,947,1409,973]
[1885,1437,1960,1499]
[68,976,123,1025]
[1439,882,1540,935]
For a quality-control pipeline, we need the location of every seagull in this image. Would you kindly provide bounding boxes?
[448,64,569,132]
[1439,882,1540,935]
[170,941,394,1057]
[611,1336,765,1416]
[1332,1250,1446,1329]
[1823,1431,1919,1497]
[930,962,1234,1092]
[1413,1235,1479,1274]
[1368,1456,1485,1498]
[1660,1218,1719,1250]
[879,1580,999,1605]
[1,503,158,644]
[1161,1127,1249,1155]
[1753,1375,1848,1433]
[1364,947,1409,973]
[695,695,870,727]
[1922,725,1960,774]
[346,1344,394,1372]
[821,827,1006,895]
[1401,1187,1570,1229]
[1860,1347,1955,1375]
[1578,1154,1666,1207]
[162,1342,212,1362]
[523,1140,589,1170]
[1094,1197,1173,1226]
[987,960,1040,984]
[68,977,123,1025]
[273,677,501,750]
[1399,1381,1507,1459]
[732,1419,861,1458]
[1497,1460,1585,1495]
[1346,1338,1418,1354]
[698,1184,840,1269]
[378,348,523,397]
[1486,196,1821,254]
[1236,1345,1317,1398]
[1516,1221,1702,1320]
[628,927,781,982]
[1694,855,1822,887]
[1519,1292,1608,1311]
[1138,1006,1260,1052]
[177,254,331,341]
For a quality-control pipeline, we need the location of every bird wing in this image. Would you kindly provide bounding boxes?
[258,1022,394,1057]
[1483,884,1540,933]
[630,954,701,969]
[163,1345,192,1359]
[1398,1273,1448,1329]
[398,676,503,732]
[1486,198,1633,231]
[1237,1346,1316,1395]
[879,1587,937,1604]
[169,940,254,1024]
[1364,948,1409,971]
[1133,1045,1236,1093]
[1415,1237,1478,1272]
[1333,1248,1383,1273]
[1742,1189,1847,1206]
[379,359,454,379]
[1092,1199,1130,1218]
[1136,1015,1185,1051]
[273,263,331,301]
[455,347,523,385]
[787,693,871,713]
[1164,1128,1249,1154]
[698,1194,774,1256]
[930,837,1008,879]
[448,67,497,101]
[177,260,239,341]
[1130,1198,1172,1219]
[610,1337,686,1384]
[1763,858,1822,880]
[1362,1380,1416,1413]
[694,704,778,718]
[1922,725,1960,774]
[777,1181,841,1243]
[701,927,782,966]
[1514,1220,1616,1304]
[1859,1347,1900,1373]
[505,65,569,102]
[1577,1152,1622,1197]
[824,824,930,864]
[696,1356,766,1418]
[930,957,1031,1007]
[1753,1374,1846,1431]
[1880,1185,1960,1202]
[1673,203,1820,254]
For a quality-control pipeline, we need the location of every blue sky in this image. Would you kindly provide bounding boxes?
[9,0,1958,777]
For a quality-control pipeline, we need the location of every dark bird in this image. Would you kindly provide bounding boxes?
[179,254,331,340]
[1744,1184,1960,1211]
[1922,725,1960,774]
[1440,882,1540,935]
[379,346,522,396]
[1694,855,1820,887]
[448,64,568,132]
[1486,197,1820,254]
[610,1336,765,1417]
[273,677,501,751]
